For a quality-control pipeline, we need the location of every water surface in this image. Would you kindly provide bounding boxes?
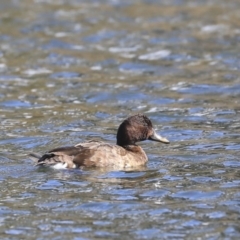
[0,0,240,239]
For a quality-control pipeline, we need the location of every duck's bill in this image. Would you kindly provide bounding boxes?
[149,130,170,144]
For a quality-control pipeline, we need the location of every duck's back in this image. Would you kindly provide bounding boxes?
[32,140,148,169]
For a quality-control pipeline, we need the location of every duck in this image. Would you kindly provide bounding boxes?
[30,114,169,169]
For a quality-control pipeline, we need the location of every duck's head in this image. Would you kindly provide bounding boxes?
[116,114,169,146]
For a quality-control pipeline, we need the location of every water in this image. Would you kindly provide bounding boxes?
[0,0,240,239]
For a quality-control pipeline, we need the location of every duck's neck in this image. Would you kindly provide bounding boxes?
[117,142,136,148]
[117,138,136,147]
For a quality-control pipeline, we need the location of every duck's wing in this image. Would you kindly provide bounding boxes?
[29,140,116,168]
[73,141,128,168]
[30,145,80,168]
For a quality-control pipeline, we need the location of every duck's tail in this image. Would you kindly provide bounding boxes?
[29,153,41,163]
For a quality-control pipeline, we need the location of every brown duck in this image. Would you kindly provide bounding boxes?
[30,114,169,169]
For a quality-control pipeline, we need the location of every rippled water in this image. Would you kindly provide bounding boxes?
[0,0,240,239]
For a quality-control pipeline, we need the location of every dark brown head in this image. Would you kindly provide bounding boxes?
[116,114,169,146]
